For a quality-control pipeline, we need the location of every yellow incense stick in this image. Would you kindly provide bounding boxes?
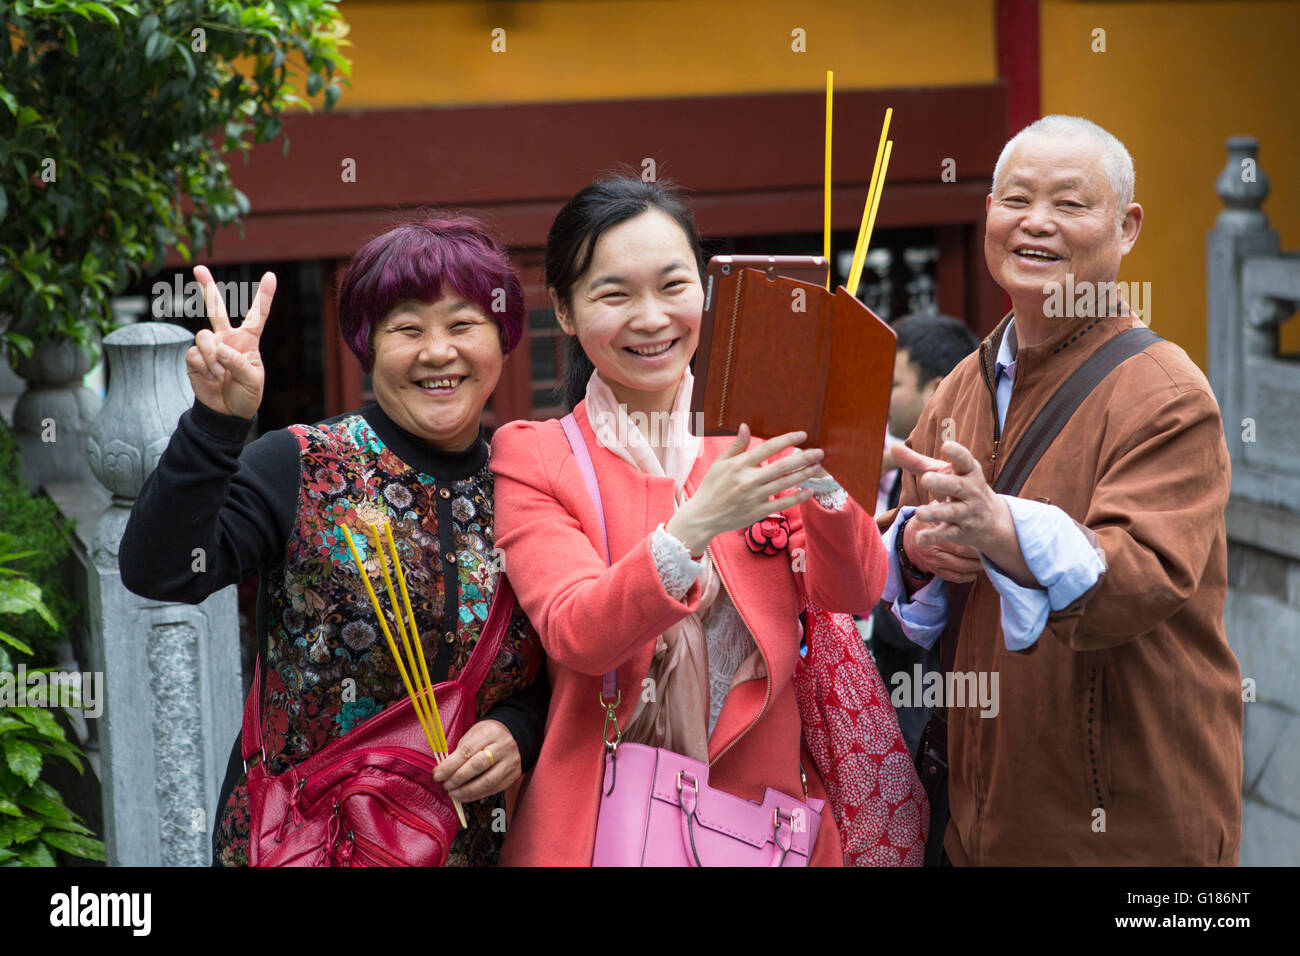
[383,521,448,754]
[824,70,833,290]
[340,525,440,757]
[848,107,893,295]
[375,522,464,828]
[848,139,893,296]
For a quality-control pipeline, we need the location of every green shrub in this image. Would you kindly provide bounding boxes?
[0,550,103,865]
[0,420,73,659]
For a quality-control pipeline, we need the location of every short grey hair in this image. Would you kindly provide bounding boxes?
[992,115,1135,222]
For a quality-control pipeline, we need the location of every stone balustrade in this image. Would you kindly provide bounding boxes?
[1207,135,1300,865]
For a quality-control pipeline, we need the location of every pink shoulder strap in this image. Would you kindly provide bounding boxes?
[560,413,611,564]
[559,413,618,699]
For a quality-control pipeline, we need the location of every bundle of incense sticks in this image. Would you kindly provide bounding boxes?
[822,70,894,297]
[341,520,467,829]
[846,106,893,297]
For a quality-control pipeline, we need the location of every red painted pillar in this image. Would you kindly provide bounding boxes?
[997,0,1042,139]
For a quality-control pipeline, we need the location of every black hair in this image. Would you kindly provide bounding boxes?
[892,313,979,385]
[544,175,706,411]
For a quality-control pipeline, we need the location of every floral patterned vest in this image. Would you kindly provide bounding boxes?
[215,407,541,866]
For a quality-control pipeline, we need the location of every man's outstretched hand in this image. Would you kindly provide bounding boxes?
[894,441,1036,588]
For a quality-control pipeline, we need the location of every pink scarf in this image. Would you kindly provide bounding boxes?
[584,368,719,762]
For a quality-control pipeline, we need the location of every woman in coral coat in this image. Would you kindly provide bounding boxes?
[491,177,888,865]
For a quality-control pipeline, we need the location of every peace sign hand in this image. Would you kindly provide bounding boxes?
[185,266,277,420]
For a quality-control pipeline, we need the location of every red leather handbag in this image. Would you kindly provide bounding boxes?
[241,578,517,867]
[795,597,929,866]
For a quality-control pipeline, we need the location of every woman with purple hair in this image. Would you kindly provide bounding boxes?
[120,215,547,866]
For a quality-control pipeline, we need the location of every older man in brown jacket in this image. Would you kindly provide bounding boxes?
[879,115,1243,865]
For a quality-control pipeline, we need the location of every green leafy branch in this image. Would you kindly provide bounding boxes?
[0,0,351,357]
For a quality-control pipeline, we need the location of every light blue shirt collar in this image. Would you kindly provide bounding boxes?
[995,317,1019,379]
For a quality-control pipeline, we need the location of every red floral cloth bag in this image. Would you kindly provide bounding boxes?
[794,598,929,866]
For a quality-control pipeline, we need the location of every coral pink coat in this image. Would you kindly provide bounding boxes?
[490,403,888,866]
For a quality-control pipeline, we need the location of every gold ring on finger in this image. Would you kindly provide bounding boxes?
[483,747,494,768]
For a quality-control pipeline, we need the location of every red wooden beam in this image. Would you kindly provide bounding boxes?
[178,85,1007,266]
[180,180,993,266]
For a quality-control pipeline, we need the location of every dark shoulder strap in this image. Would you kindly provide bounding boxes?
[938,583,971,675]
[992,326,1161,496]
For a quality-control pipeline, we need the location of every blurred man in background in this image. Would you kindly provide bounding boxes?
[869,313,978,756]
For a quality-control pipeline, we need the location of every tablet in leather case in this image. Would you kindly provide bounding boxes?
[691,256,896,511]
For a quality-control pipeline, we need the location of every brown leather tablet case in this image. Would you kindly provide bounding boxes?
[691,265,896,510]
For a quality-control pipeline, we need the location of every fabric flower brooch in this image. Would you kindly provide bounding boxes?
[745,514,791,556]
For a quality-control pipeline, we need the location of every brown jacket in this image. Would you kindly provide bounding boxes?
[881,311,1242,865]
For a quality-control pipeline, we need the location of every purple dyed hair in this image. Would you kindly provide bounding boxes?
[337,214,526,372]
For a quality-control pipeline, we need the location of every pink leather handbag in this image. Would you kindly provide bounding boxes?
[560,414,825,867]
[592,741,823,866]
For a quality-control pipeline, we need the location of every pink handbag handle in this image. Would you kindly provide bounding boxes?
[560,413,619,701]
[676,773,793,867]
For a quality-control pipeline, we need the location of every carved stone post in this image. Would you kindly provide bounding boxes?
[1207,136,1278,464]
[11,335,101,489]
[84,323,241,866]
